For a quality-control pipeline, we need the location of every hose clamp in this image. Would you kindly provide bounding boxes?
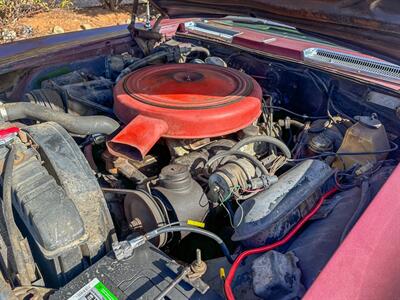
[0,105,8,121]
[0,127,19,147]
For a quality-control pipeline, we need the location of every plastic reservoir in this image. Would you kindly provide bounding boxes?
[333,115,390,170]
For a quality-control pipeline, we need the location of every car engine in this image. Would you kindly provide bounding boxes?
[0,39,398,299]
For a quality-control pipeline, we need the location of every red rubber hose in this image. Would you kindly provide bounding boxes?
[224,187,338,300]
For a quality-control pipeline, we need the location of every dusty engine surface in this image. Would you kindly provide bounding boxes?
[0,39,398,300]
[0,122,114,289]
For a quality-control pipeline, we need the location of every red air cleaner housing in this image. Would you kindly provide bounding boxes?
[109,64,262,159]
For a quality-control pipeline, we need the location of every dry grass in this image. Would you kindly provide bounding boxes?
[0,0,75,26]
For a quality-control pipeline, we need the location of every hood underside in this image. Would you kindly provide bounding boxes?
[151,0,400,64]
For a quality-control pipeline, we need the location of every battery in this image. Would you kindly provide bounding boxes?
[50,242,220,300]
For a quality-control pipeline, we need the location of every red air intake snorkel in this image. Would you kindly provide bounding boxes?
[108,64,262,159]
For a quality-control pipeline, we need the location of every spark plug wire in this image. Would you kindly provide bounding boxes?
[224,187,338,300]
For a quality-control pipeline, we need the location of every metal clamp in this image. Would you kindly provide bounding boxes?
[0,127,19,147]
[155,249,209,300]
[112,236,146,260]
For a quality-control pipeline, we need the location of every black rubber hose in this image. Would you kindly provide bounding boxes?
[189,46,210,57]
[2,145,30,285]
[0,103,120,135]
[116,50,169,82]
[206,150,269,176]
[231,136,292,158]
[278,118,305,129]
[146,226,234,263]
[116,47,210,82]
[288,119,305,129]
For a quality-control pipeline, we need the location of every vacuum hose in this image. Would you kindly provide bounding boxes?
[231,136,292,158]
[116,50,169,82]
[206,150,270,176]
[146,225,234,264]
[0,103,120,135]
[115,46,211,82]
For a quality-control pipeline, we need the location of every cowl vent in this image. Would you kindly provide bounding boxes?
[303,48,400,83]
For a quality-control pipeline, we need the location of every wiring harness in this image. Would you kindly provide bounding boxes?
[223,187,338,300]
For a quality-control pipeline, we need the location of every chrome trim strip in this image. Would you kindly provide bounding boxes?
[184,21,240,42]
[303,48,400,83]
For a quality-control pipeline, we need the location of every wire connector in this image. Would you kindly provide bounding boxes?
[247,175,278,190]
[112,236,146,260]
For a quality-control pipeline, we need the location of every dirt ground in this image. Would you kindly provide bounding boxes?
[1,6,147,43]
[21,7,131,34]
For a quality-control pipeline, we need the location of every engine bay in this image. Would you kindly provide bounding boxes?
[0,36,399,299]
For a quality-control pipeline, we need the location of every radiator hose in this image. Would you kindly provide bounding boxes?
[0,102,120,135]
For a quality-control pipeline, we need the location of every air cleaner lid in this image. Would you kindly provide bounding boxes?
[113,64,262,139]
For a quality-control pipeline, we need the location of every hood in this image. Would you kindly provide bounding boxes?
[151,0,400,64]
